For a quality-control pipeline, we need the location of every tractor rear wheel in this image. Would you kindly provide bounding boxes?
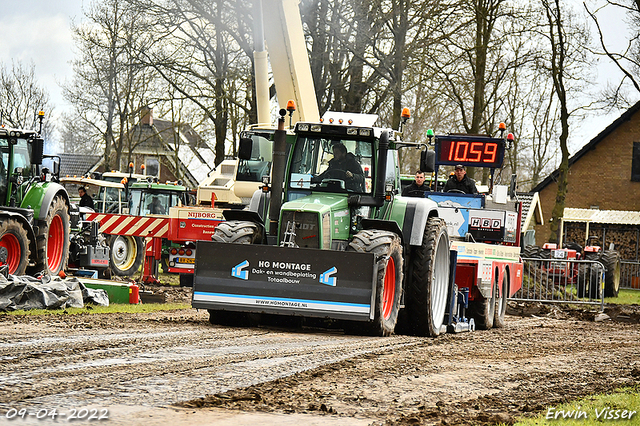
[493,273,509,328]
[600,250,621,298]
[109,235,144,276]
[403,218,450,337]
[0,219,30,275]
[469,275,497,330]
[30,195,70,276]
[348,230,403,336]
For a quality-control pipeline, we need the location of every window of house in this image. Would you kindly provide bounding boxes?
[146,158,160,178]
[632,142,640,182]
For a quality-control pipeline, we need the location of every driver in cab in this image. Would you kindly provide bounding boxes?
[312,143,364,191]
[443,164,478,194]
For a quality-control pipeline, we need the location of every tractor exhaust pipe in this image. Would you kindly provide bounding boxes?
[269,112,287,236]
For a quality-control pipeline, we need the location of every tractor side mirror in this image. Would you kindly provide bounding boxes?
[238,137,253,160]
[420,150,435,173]
[31,138,44,165]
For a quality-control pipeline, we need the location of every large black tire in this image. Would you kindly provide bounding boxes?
[209,220,261,326]
[600,250,621,298]
[404,218,451,337]
[521,245,543,259]
[347,230,403,336]
[469,275,496,330]
[0,218,30,275]
[577,265,600,299]
[109,235,144,276]
[493,273,509,329]
[30,195,70,276]
[212,220,262,244]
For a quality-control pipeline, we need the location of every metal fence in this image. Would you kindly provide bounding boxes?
[621,260,640,290]
[512,258,605,309]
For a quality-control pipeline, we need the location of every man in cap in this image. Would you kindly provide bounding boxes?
[443,164,478,194]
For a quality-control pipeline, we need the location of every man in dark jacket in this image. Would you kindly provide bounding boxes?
[314,143,364,191]
[402,170,428,197]
[443,164,478,194]
[78,187,95,210]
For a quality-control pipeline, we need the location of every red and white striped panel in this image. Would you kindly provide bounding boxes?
[85,213,170,238]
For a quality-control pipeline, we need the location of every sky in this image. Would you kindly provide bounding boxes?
[0,1,85,119]
[0,0,635,156]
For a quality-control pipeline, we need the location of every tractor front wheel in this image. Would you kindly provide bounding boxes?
[0,219,30,275]
[30,195,70,276]
[403,218,450,337]
[348,230,403,336]
[109,235,144,276]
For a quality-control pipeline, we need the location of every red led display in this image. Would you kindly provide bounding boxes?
[436,137,505,168]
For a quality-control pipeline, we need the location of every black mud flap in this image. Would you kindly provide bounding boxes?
[193,241,377,321]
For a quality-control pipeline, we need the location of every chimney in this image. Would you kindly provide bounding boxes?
[141,107,153,126]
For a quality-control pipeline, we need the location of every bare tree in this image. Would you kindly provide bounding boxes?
[63,0,157,170]
[584,0,640,106]
[0,61,52,132]
[129,0,255,166]
[539,0,592,242]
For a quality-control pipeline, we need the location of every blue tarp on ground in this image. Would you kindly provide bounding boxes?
[0,274,109,311]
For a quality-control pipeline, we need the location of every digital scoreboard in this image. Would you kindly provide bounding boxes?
[435,136,505,169]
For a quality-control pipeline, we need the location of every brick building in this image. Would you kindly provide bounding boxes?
[532,101,640,252]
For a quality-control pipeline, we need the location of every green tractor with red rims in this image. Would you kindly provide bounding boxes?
[0,115,71,277]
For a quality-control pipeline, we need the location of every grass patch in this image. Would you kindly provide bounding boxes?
[0,302,191,317]
[605,289,640,305]
[511,386,640,425]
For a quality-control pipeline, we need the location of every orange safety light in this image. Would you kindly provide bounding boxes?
[401,108,411,119]
[141,164,146,170]
[286,100,296,113]
[121,178,127,185]
[129,162,134,168]
[499,122,507,131]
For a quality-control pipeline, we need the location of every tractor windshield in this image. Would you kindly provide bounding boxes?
[288,136,373,194]
[129,189,183,216]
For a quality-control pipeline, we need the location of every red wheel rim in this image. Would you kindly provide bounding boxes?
[382,256,396,320]
[0,233,21,274]
[47,214,64,272]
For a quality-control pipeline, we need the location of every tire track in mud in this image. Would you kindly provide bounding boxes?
[0,312,423,412]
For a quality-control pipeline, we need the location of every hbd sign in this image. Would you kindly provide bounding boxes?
[468,210,506,241]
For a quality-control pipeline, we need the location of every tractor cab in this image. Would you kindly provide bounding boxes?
[60,176,126,215]
[128,180,190,216]
[1,130,41,206]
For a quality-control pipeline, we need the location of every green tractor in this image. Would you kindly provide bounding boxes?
[0,118,71,276]
[193,110,461,336]
[102,178,191,277]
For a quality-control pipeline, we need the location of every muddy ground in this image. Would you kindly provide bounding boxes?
[0,285,638,425]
